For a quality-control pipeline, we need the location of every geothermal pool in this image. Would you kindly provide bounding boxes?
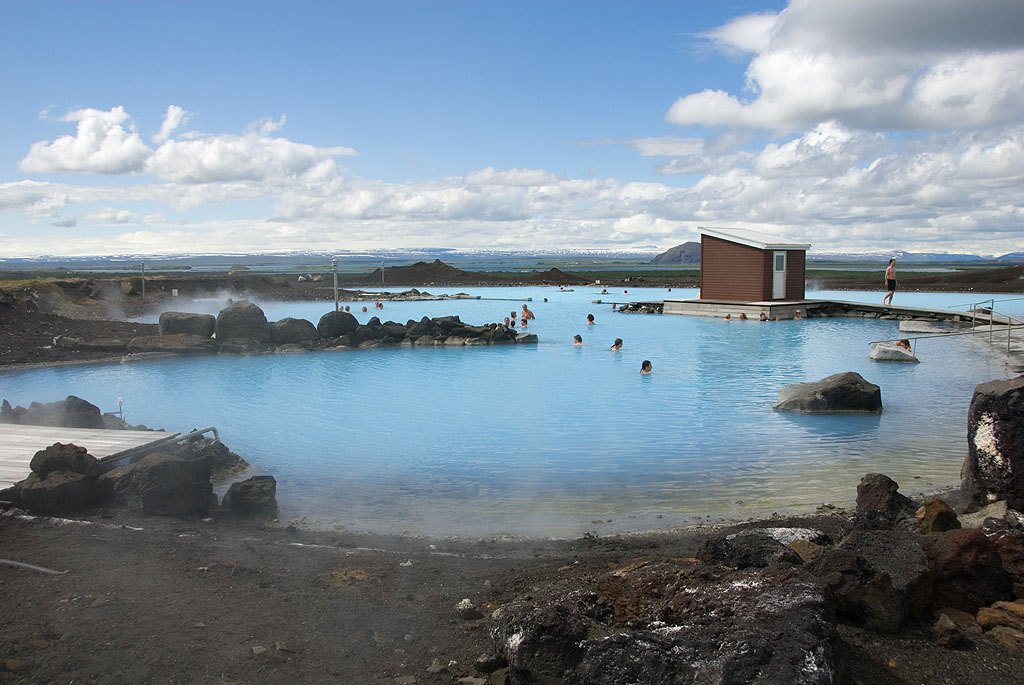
[1,287,1019,537]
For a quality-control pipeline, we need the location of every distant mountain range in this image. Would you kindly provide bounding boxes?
[1,245,1021,269]
[649,243,1024,264]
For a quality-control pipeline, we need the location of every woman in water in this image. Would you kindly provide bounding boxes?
[610,338,623,351]
[640,360,652,374]
[573,334,583,345]
[587,313,595,325]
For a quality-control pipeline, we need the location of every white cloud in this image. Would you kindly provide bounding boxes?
[698,12,778,55]
[669,0,1024,132]
[152,105,190,144]
[20,106,151,174]
[19,105,358,184]
[84,207,139,224]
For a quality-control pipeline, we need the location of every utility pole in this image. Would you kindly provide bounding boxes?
[332,258,339,312]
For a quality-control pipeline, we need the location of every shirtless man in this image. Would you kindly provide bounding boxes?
[883,258,896,306]
[522,304,535,320]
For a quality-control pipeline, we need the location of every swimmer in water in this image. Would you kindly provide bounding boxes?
[587,313,595,325]
[610,338,623,351]
[640,360,652,374]
[573,334,583,346]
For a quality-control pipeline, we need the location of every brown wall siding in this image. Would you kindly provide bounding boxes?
[785,249,805,299]
[700,236,807,301]
[700,235,768,300]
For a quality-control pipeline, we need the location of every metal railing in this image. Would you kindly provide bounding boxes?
[871,299,1024,354]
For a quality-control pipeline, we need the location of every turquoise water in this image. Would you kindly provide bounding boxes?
[1,286,1019,537]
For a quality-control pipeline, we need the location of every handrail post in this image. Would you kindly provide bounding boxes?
[990,299,995,342]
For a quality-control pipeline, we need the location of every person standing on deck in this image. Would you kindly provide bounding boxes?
[883,258,897,306]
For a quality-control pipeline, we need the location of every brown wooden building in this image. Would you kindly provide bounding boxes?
[699,227,811,301]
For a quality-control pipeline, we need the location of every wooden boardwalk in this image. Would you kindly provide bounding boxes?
[0,425,180,489]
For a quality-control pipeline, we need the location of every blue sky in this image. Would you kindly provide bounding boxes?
[2,0,1023,257]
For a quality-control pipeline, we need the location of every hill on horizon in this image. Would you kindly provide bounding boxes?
[651,242,701,264]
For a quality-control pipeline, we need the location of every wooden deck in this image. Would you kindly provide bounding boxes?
[0,425,180,489]
[661,298,1014,324]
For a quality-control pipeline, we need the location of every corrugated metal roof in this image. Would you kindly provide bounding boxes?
[700,226,811,251]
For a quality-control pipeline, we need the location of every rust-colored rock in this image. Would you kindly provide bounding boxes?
[917,497,961,533]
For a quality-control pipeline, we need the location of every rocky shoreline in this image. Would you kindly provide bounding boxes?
[2,379,1024,683]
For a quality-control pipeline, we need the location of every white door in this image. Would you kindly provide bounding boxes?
[772,251,786,299]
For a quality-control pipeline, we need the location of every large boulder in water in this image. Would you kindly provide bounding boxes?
[774,371,882,413]
[316,310,359,339]
[270,317,318,345]
[215,302,271,343]
[868,342,919,363]
[961,376,1024,512]
[158,311,216,338]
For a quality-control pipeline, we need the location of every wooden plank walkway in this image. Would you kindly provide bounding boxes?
[0,425,180,489]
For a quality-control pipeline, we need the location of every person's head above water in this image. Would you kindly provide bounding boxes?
[611,338,623,350]
[640,360,652,374]
[573,334,583,345]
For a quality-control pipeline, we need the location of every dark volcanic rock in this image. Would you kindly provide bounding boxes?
[698,532,804,569]
[222,475,278,519]
[407,316,436,338]
[489,561,843,685]
[180,437,249,481]
[524,268,587,285]
[217,338,272,356]
[101,452,214,517]
[921,528,1013,613]
[836,530,932,631]
[158,311,216,338]
[961,375,1024,512]
[17,469,111,515]
[316,310,359,338]
[773,371,882,413]
[270,317,318,345]
[917,497,962,533]
[128,334,219,355]
[29,442,102,479]
[489,600,591,684]
[808,547,905,633]
[1,395,106,429]
[855,473,915,528]
[215,302,271,343]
